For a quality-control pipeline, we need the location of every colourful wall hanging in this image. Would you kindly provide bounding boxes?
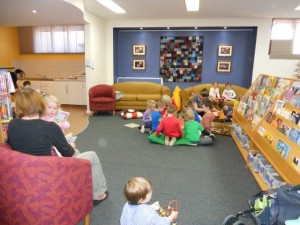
[159,36,204,82]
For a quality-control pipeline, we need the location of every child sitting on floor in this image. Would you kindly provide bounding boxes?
[161,94,178,116]
[179,100,201,123]
[183,110,215,146]
[201,100,216,132]
[151,100,164,133]
[155,104,183,146]
[120,177,178,225]
[140,99,156,133]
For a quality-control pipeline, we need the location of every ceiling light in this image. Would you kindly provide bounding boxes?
[167,27,170,30]
[32,10,37,14]
[185,0,200,11]
[97,0,126,14]
[295,5,300,10]
[140,27,143,30]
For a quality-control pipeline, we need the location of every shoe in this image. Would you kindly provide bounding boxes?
[140,125,145,133]
[93,191,109,206]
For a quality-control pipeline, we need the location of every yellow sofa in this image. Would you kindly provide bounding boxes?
[112,82,171,111]
[180,83,248,109]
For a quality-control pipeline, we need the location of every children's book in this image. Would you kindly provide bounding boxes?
[273,100,285,112]
[288,127,300,144]
[264,131,274,144]
[292,157,300,172]
[54,110,70,123]
[276,139,290,158]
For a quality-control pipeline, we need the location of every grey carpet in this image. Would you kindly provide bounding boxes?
[77,113,260,225]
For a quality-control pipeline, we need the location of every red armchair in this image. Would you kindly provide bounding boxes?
[89,84,116,116]
[0,144,93,225]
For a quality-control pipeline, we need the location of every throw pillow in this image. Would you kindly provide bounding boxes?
[172,86,181,111]
[120,109,143,119]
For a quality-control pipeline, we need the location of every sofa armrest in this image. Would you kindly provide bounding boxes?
[0,147,93,225]
[180,87,194,107]
[162,86,171,96]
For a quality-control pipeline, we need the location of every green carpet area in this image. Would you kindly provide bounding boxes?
[77,114,260,225]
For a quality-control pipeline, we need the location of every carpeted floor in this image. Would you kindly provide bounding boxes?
[77,113,260,225]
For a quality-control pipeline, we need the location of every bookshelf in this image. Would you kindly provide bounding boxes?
[232,74,300,190]
[0,71,14,143]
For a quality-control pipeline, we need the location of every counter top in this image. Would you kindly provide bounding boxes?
[21,78,85,82]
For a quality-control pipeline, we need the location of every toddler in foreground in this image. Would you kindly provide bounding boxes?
[120,177,178,225]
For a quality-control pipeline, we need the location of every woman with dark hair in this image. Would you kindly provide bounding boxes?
[10,69,25,91]
[7,88,109,206]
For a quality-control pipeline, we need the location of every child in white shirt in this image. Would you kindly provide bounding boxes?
[222,82,237,101]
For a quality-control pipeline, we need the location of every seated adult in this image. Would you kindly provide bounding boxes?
[7,88,108,206]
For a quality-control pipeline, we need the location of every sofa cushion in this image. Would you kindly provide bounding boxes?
[137,94,162,101]
[172,86,181,111]
[119,94,137,101]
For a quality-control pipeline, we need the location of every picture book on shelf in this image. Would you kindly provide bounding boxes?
[264,131,274,144]
[290,111,300,125]
[276,139,290,159]
[288,127,300,144]
[0,97,13,120]
[273,100,285,112]
[54,110,70,123]
[292,157,300,172]
[277,122,291,136]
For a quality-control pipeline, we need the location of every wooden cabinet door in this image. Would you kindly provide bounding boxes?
[53,81,68,104]
[67,82,83,105]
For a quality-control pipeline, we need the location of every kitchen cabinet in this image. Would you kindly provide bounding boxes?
[40,81,54,95]
[53,80,86,105]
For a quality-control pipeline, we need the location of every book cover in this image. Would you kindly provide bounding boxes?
[54,110,70,123]
[276,139,290,158]
[257,125,266,136]
[292,157,300,172]
[277,122,291,137]
[264,131,274,144]
[273,100,285,112]
[290,111,300,125]
[288,127,300,144]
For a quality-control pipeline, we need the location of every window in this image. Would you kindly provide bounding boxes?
[269,19,300,59]
[18,25,84,54]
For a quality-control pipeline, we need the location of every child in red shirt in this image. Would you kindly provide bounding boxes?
[155,104,183,146]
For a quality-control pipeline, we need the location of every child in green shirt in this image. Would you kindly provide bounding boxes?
[183,110,215,146]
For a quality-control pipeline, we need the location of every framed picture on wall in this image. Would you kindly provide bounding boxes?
[133,59,146,70]
[218,45,233,57]
[133,44,146,55]
[217,60,231,72]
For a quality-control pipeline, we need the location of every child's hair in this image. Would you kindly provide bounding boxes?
[225,82,232,87]
[200,88,209,97]
[185,109,195,121]
[156,100,164,108]
[203,99,213,110]
[43,94,60,110]
[167,104,176,114]
[212,81,218,85]
[23,80,31,87]
[184,100,194,109]
[124,177,152,205]
[162,94,171,105]
[147,99,156,108]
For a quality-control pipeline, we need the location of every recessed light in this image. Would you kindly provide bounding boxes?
[167,27,170,30]
[224,26,227,29]
[97,0,126,14]
[195,27,198,29]
[32,10,37,14]
[140,27,143,30]
[295,5,300,10]
[185,0,200,11]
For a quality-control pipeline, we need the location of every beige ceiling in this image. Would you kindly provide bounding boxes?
[0,0,300,26]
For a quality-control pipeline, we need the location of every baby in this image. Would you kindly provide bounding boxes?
[120,177,178,225]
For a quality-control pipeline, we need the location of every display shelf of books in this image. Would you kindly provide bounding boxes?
[232,74,300,190]
[0,72,14,143]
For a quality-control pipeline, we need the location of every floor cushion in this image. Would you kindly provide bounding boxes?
[148,133,196,146]
[211,122,231,136]
[120,109,143,119]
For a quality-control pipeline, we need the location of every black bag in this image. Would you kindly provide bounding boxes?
[277,185,300,225]
[250,184,300,225]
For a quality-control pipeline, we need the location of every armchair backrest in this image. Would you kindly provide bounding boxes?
[0,144,93,225]
[89,84,116,99]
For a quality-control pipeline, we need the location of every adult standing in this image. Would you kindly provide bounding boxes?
[10,69,25,91]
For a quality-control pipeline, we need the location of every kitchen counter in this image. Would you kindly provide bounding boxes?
[21,77,85,82]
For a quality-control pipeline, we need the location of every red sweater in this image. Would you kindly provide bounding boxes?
[201,112,215,132]
[155,116,183,138]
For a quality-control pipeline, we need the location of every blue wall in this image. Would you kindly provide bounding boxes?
[113,28,257,91]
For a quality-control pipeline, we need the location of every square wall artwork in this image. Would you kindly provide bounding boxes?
[159,36,204,82]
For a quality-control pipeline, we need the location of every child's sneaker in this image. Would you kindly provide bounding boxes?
[145,128,151,134]
[140,125,145,133]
